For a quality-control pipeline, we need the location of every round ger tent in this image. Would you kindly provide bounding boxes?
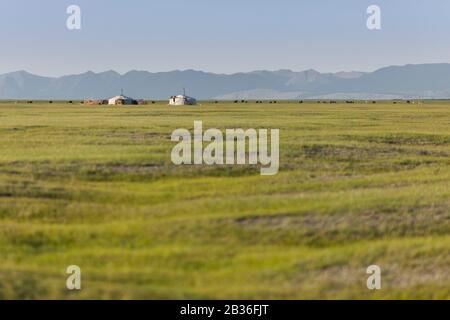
[108,95,138,105]
[169,95,197,106]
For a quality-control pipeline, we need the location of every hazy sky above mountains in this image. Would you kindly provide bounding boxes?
[1,0,450,76]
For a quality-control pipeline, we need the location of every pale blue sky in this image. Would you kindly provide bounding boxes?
[1,0,450,76]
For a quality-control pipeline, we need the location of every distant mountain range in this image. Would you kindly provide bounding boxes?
[1,63,450,100]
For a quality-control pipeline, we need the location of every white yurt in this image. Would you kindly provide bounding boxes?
[108,92,137,105]
[169,95,197,106]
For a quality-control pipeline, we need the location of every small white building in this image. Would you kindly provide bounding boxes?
[108,95,137,105]
[169,95,197,106]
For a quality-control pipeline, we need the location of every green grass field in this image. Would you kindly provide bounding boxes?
[0,101,449,299]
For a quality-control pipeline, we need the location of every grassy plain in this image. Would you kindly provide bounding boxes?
[0,101,449,299]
